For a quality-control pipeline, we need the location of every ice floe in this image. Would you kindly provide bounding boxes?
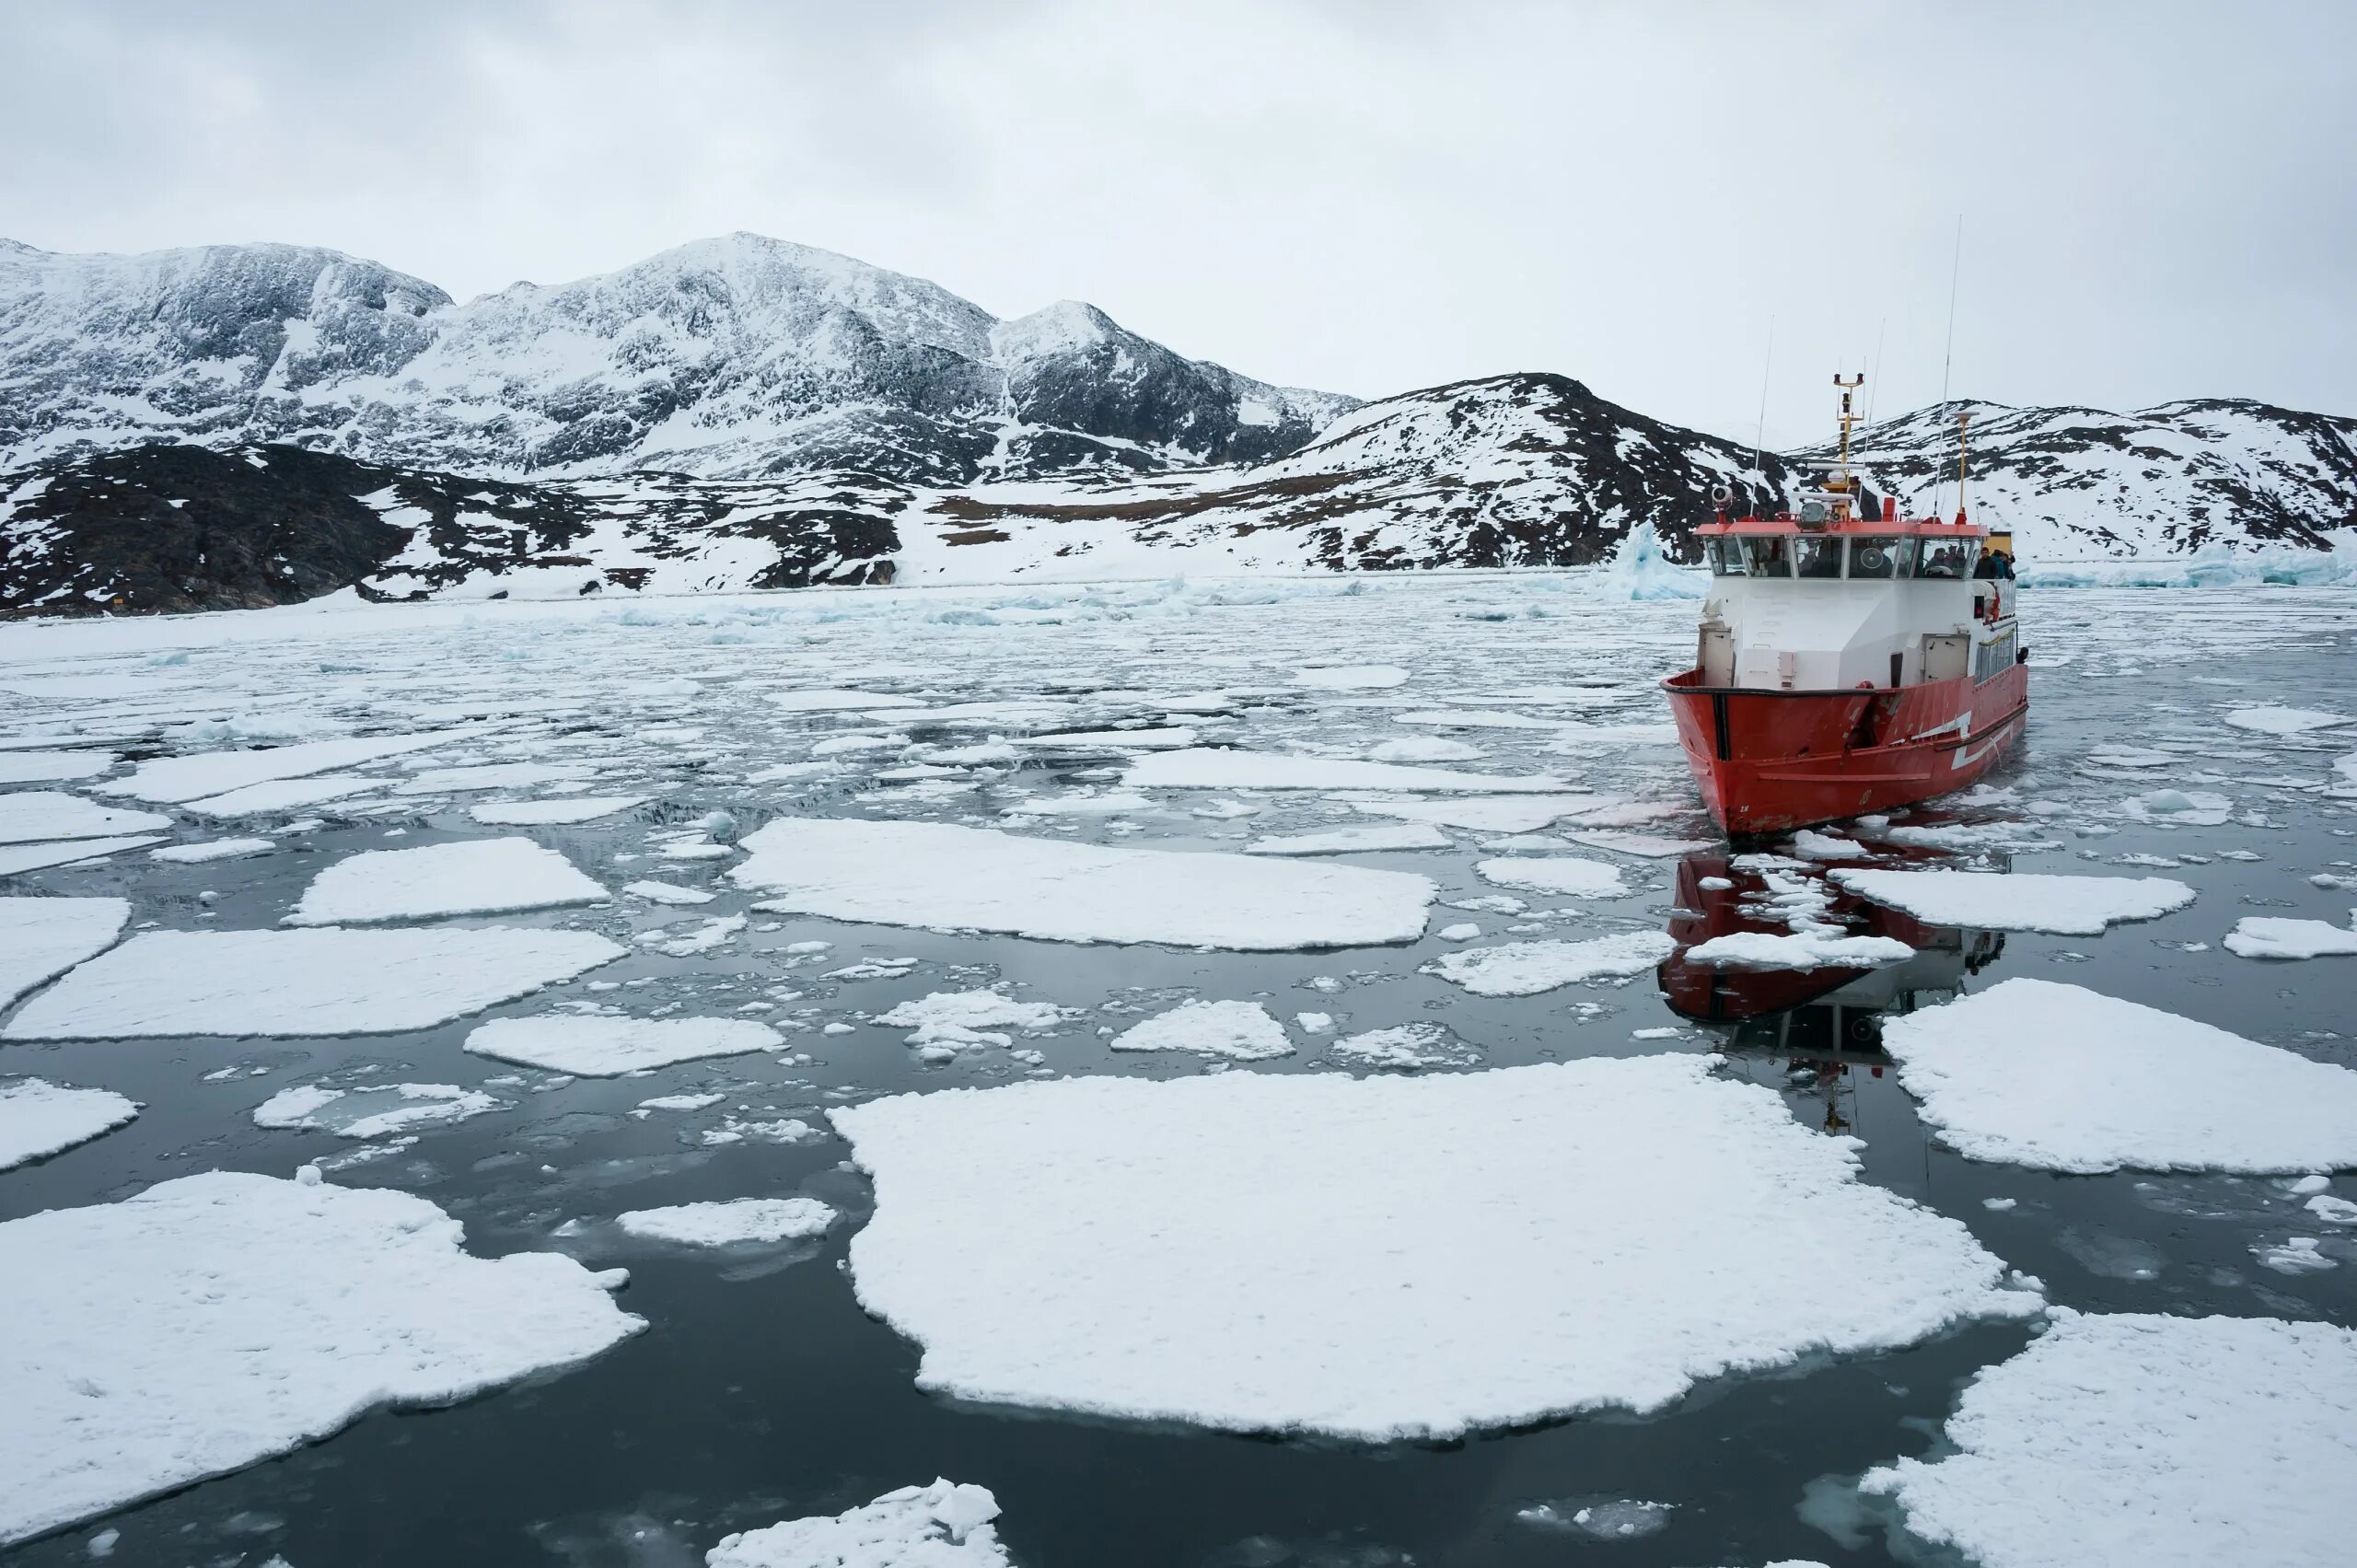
[1354,794,1600,832]
[465,1016,782,1075]
[1859,1310,2357,1568]
[0,791,171,845]
[1325,1022,1477,1070]
[770,689,923,712]
[1111,1000,1293,1060]
[1126,749,1572,793]
[470,796,647,825]
[1424,932,1678,996]
[253,1081,503,1139]
[180,773,386,817]
[874,990,1069,1047]
[0,1171,642,1546]
[96,729,464,804]
[707,1480,1006,1568]
[1244,823,1450,855]
[0,836,167,875]
[1475,855,1628,897]
[1879,979,2357,1173]
[2223,912,2357,959]
[732,818,1433,949]
[1829,869,2196,934]
[286,837,606,925]
[1564,830,1713,858]
[616,1197,837,1247]
[150,836,273,864]
[1293,663,1410,690]
[1682,930,1914,970]
[829,1057,2038,1440]
[0,750,115,783]
[0,1078,139,1171]
[2,927,623,1040]
[0,896,129,1009]
[623,879,714,905]
[2220,704,2348,736]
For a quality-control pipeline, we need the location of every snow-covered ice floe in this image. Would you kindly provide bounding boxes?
[469,796,647,826]
[1878,978,2357,1174]
[0,1078,139,1171]
[1355,795,1600,833]
[1244,823,1451,855]
[0,835,168,875]
[0,749,115,784]
[253,1081,503,1139]
[616,1197,837,1247]
[1111,999,1293,1060]
[1859,1310,2357,1568]
[1474,855,1628,897]
[2224,912,2357,960]
[286,837,607,925]
[707,1479,1006,1568]
[2,927,623,1040]
[2219,704,2349,737]
[828,1057,2039,1440]
[92,729,464,805]
[0,791,170,845]
[1325,1022,1478,1070]
[732,818,1432,949]
[1423,931,1678,996]
[1828,869,2195,935]
[1125,749,1574,794]
[873,990,1068,1047]
[0,1171,642,1547]
[0,896,128,1009]
[1681,930,1914,970]
[465,1015,783,1075]
[149,836,273,864]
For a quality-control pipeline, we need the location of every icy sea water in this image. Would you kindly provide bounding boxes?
[2,574,2352,1568]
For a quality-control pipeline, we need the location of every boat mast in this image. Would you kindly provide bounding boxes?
[1831,372,1864,520]
[1956,408,1970,524]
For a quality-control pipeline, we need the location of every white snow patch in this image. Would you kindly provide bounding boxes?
[829,1057,2038,1440]
[1860,1310,2357,1568]
[0,1078,139,1171]
[732,818,1432,949]
[1829,869,2195,935]
[0,1171,642,1547]
[1111,999,1293,1061]
[1424,932,1678,996]
[708,1479,1006,1568]
[1879,979,2357,1174]
[2,927,622,1040]
[2224,912,2357,960]
[1682,931,1915,970]
[465,1015,781,1075]
[617,1197,837,1247]
[287,837,605,924]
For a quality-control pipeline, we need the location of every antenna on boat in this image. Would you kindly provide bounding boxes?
[1751,316,1775,512]
[1935,215,1963,516]
[1864,317,1887,425]
[1956,408,1971,525]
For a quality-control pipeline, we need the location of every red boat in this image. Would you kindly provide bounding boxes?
[1663,380,2026,837]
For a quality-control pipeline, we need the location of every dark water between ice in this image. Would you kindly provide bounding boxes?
[3,598,2353,1568]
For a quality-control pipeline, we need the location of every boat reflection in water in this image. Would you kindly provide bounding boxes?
[1655,850,2003,1131]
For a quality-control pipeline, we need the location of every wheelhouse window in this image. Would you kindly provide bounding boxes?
[1794,536,1843,579]
[1705,538,1747,575]
[1739,537,1792,577]
[1915,540,1979,580]
[1847,538,1901,579]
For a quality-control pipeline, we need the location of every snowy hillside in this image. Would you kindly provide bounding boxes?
[1799,398,2357,557]
[0,234,1352,483]
[1,375,1789,612]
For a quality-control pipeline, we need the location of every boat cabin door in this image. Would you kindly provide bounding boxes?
[1922,633,1969,682]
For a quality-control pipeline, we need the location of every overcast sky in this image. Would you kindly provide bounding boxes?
[6,0,2351,447]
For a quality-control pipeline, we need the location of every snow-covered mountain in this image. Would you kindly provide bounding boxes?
[1797,398,2357,557]
[0,234,1352,482]
[1,374,1794,613]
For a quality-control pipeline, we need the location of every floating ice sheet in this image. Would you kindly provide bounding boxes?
[150,836,273,864]
[470,796,646,825]
[1244,823,1450,855]
[1425,932,1678,996]
[1879,978,2357,1173]
[0,896,129,1010]
[873,990,1068,1046]
[0,1171,642,1546]
[2224,912,2357,960]
[1111,1000,1293,1060]
[2,927,624,1040]
[465,1016,782,1075]
[1860,1311,2357,1568]
[0,791,170,845]
[180,773,386,817]
[1475,855,1628,897]
[97,729,466,804]
[830,1057,2038,1440]
[1829,869,2195,935]
[0,750,115,784]
[708,1480,1006,1568]
[253,1081,503,1140]
[1126,749,1573,793]
[0,836,166,875]
[286,837,606,925]
[617,1197,837,1247]
[2220,705,2349,736]
[733,818,1433,949]
[1355,795,1602,833]
[0,1078,139,1171]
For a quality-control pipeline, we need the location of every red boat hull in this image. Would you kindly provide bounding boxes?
[1663,664,2027,836]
